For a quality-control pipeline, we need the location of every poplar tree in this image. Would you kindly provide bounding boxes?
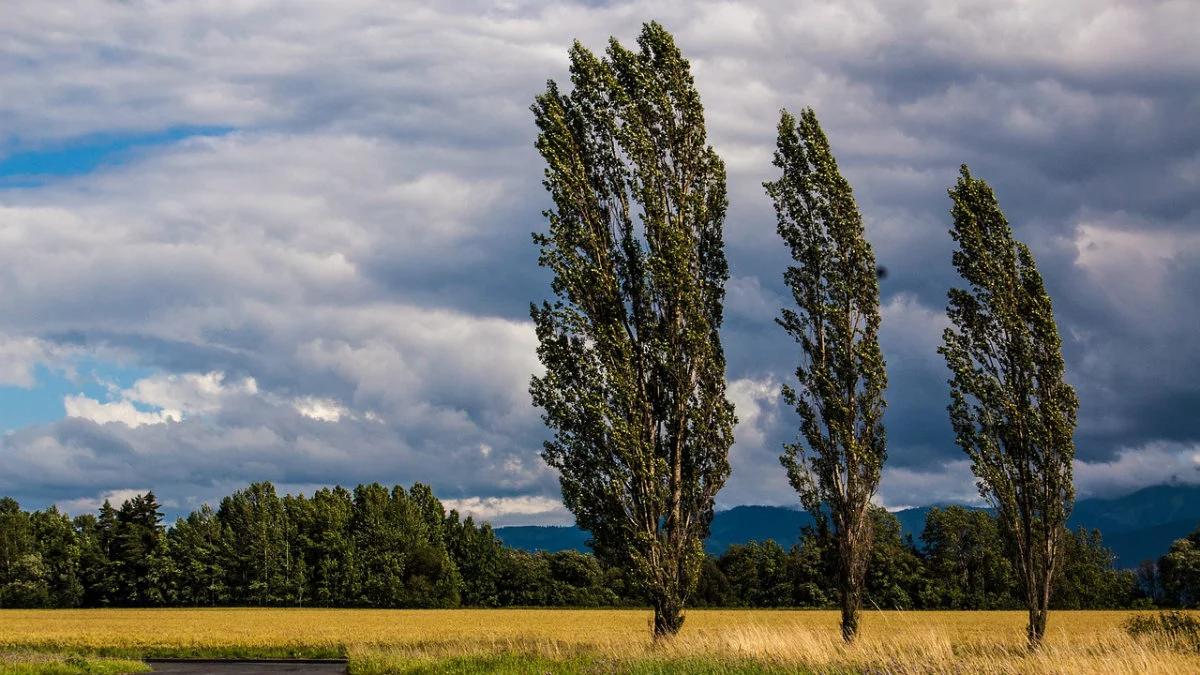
[765,108,888,642]
[939,165,1078,647]
[529,22,736,637]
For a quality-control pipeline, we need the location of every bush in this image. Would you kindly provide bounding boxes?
[1123,610,1200,652]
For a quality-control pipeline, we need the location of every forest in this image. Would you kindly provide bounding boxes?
[1,481,1196,610]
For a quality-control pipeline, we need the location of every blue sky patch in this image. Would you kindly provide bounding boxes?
[0,360,157,431]
[0,126,232,187]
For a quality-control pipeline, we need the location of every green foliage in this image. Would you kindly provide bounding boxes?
[529,21,735,636]
[1159,525,1200,608]
[167,505,227,605]
[443,512,504,607]
[0,484,1159,611]
[1124,610,1200,652]
[864,508,926,610]
[939,166,1079,646]
[0,498,47,608]
[0,653,150,675]
[765,107,888,641]
[717,540,794,607]
[1053,528,1142,609]
[920,506,1018,609]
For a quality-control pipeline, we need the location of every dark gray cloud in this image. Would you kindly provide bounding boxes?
[0,0,1197,520]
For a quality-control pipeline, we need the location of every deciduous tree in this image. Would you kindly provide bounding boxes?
[765,108,888,641]
[939,166,1079,647]
[530,21,736,637]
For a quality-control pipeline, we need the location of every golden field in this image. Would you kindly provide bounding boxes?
[1,608,1199,674]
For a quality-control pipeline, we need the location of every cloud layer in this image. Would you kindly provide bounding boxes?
[1,0,1197,522]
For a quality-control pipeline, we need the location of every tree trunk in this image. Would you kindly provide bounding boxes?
[837,513,869,643]
[1027,606,1048,647]
[653,592,684,638]
[840,590,861,642]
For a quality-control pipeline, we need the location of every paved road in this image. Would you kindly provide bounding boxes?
[148,661,346,674]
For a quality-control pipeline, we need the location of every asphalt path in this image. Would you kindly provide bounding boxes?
[148,660,347,674]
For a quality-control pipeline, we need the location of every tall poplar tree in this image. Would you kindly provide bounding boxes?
[939,165,1078,647]
[529,22,736,637]
[764,108,888,642]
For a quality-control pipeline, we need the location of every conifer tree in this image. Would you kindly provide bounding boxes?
[530,22,736,637]
[939,166,1078,647]
[764,108,888,642]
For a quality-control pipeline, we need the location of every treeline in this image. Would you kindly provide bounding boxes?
[2,482,1197,609]
[696,507,1151,610]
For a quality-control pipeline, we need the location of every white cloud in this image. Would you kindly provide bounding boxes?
[728,376,779,452]
[126,371,257,417]
[63,395,178,428]
[1074,441,1200,499]
[64,371,257,427]
[292,396,349,422]
[441,495,569,526]
[56,488,157,515]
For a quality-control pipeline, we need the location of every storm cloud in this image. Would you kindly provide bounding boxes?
[0,0,1197,523]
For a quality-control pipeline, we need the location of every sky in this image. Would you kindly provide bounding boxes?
[1,0,1198,526]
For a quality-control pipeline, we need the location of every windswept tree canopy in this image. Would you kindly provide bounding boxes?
[765,107,888,641]
[529,21,736,636]
[940,165,1079,646]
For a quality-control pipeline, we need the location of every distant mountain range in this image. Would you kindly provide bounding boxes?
[495,484,1200,568]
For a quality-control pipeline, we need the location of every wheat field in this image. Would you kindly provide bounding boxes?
[2,608,1198,673]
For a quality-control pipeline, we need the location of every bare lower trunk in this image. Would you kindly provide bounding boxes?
[840,584,862,642]
[1027,606,1048,647]
[653,592,684,638]
[837,518,870,643]
[1025,566,1052,648]
[1020,529,1057,649]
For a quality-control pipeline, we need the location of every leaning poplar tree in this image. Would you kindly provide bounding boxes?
[765,109,888,642]
[939,166,1078,648]
[529,22,736,638]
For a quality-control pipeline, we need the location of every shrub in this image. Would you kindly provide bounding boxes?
[1124,610,1200,652]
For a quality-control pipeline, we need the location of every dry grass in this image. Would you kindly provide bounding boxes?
[1,608,1197,673]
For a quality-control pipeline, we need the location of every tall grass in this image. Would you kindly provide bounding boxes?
[350,624,1200,674]
[2,609,1198,673]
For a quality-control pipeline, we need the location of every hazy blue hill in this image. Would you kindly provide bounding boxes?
[1068,484,1200,534]
[495,484,1200,566]
[704,505,811,553]
[494,525,592,552]
[495,504,976,554]
[1100,518,1198,567]
[1067,484,1200,565]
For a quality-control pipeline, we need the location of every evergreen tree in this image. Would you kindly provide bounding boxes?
[112,493,166,605]
[397,484,460,608]
[167,505,227,605]
[217,482,287,604]
[281,494,309,606]
[530,22,736,637]
[939,166,1079,647]
[304,487,355,605]
[764,108,888,641]
[789,519,836,608]
[73,513,112,607]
